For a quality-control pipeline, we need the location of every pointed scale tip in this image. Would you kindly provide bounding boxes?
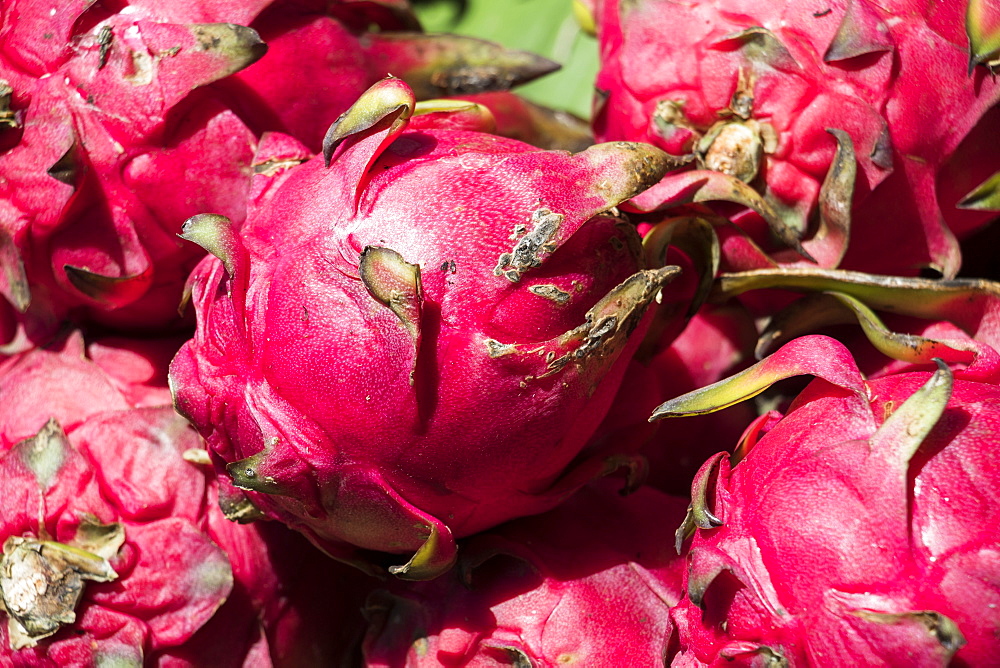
[178,213,242,278]
[869,358,953,465]
[578,141,685,208]
[967,0,1000,73]
[322,77,415,167]
[369,33,559,98]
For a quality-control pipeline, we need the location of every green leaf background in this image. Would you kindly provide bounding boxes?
[413,0,599,119]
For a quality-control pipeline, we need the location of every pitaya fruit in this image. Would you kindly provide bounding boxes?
[169,77,679,579]
[0,332,365,665]
[361,477,688,666]
[654,335,1000,666]
[588,0,1000,277]
[0,0,561,337]
[0,333,233,662]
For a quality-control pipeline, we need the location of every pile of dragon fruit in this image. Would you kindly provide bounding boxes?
[2,0,999,664]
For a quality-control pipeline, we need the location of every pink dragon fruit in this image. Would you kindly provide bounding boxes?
[0,332,365,665]
[0,3,266,333]
[0,333,233,663]
[653,335,1000,666]
[361,477,688,666]
[169,77,679,579]
[0,0,561,338]
[588,0,1000,277]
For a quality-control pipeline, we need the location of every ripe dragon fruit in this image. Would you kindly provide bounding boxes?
[0,0,561,338]
[361,477,688,666]
[169,77,679,579]
[653,335,1000,665]
[0,332,365,665]
[0,333,233,663]
[588,0,1000,277]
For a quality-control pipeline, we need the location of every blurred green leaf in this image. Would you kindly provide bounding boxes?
[413,0,598,119]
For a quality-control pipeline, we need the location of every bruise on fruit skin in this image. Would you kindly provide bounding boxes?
[528,284,571,304]
[123,49,155,86]
[494,208,563,282]
[0,519,124,650]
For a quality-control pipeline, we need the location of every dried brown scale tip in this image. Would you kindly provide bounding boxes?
[541,265,681,378]
[0,231,29,313]
[823,0,893,62]
[0,80,17,129]
[367,33,560,98]
[582,141,687,209]
[187,23,268,73]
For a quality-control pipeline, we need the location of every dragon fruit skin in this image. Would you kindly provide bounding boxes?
[361,477,688,666]
[169,78,677,578]
[0,334,233,664]
[655,336,1000,666]
[0,333,365,666]
[0,0,560,336]
[590,0,1000,277]
[0,3,266,332]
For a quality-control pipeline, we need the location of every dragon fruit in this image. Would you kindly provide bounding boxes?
[588,0,1000,277]
[0,333,233,662]
[361,477,688,666]
[0,0,560,337]
[654,335,1000,665]
[0,332,367,665]
[169,77,678,579]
